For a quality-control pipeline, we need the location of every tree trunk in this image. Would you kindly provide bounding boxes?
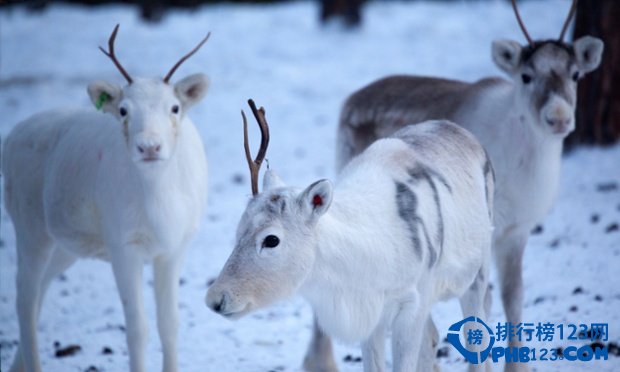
[566,0,620,149]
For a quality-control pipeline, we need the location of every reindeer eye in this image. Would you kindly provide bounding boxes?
[572,72,580,82]
[119,107,127,116]
[262,235,280,249]
[521,74,532,84]
[172,105,179,114]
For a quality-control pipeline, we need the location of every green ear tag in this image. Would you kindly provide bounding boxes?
[95,92,111,110]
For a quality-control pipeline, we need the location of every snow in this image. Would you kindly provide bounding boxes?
[0,1,619,371]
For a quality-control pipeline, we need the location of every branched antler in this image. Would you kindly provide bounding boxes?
[99,24,133,84]
[163,32,211,83]
[511,0,533,46]
[559,0,578,42]
[242,99,270,196]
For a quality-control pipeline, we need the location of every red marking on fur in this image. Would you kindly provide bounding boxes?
[312,194,323,207]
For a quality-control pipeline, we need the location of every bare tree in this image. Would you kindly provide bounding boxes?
[567,0,620,148]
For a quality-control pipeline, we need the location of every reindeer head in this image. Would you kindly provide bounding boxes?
[87,25,210,165]
[206,100,333,319]
[491,0,603,137]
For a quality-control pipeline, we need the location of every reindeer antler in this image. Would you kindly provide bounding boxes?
[511,0,533,46]
[559,0,578,42]
[242,99,270,196]
[99,24,133,84]
[163,32,211,84]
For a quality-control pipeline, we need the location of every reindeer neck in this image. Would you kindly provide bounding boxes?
[300,195,414,342]
[312,197,391,280]
[132,127,196,248]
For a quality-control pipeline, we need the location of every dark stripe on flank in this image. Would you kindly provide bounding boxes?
[483,157,493,181]
[419,215,437,268]
[408,165,452,194]
[482,151,495,220]
[407,165,447,267]
[395,181,422,260]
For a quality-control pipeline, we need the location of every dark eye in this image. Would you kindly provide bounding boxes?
[262,235,280,249]
[119,107,127,116]
[521,74,532,84]
[572,72,580,82]
[171,105,179,114]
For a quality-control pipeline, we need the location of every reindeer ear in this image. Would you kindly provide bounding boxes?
[87,81,122,114]
[298,180,333,224]
[573,36,604,74]
[492,40,523,74]
[263,169,286,191]
[174,73,209,109]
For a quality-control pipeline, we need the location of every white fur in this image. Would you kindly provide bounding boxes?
[456,82,562,229]
[335,36,604,372]
[207,120,494,372]
[454,61,573,354]
[3,75,209,372]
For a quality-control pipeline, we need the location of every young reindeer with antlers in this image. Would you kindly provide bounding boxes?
[302,1,604,371]
[3,25,209,372]
[207,100,495,372]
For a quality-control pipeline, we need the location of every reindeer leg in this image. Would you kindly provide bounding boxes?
[153,252,184,372]
[11,230,54,372]
[391,291,431,372]
[303,316,338,372]
[36,247,78,316]
[12,247,77,372]
[459,265,492,372]
[110,246,147,372]
[361,322,386,372]
[416,315,440,372]
[494,229,530,372]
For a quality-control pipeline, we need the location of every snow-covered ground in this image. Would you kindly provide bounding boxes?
[0,1,618,371]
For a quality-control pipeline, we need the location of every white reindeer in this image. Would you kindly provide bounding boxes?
[206,100,495,372]
[304,1,604,371]
[2,25,209,372]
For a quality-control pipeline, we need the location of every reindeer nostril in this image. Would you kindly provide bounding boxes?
[155,145,161,153]
[546,117,571,128]
[209,291,229,314]
[213,295,226,313]
[137,145,145,153]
